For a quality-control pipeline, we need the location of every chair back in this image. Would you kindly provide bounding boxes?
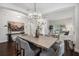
[58,41,64,56]
[64,40,75,56]
[40,48,56,56]
[54,41,64,56]
[20,39,34,56]
[16,36,21,55]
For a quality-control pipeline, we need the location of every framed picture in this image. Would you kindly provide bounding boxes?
[8,21,24,34]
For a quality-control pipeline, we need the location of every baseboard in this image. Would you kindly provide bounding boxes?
[0,40,8,43]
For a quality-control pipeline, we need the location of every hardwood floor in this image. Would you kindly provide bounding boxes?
[0,41,16,56]
[0,41,79,56]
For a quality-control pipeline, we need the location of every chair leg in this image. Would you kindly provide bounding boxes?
[35,49,41,56]
[21,48,25,56]
[23,49,25,56]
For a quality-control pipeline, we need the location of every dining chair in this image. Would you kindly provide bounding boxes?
[40,48,56,56]
[16,36,21,56]
[39,41,64,56]
[19,38,35,56]
[55,41,64,56]
[19,38,40,56]
[64,40,75,56]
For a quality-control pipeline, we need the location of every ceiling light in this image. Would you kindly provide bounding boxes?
[28,3,42,20]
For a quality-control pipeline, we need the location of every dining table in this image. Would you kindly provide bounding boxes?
[18,34,58,49]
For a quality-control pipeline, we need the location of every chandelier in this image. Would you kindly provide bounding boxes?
[29,12,41,19]
[28,3,42,22]
[28,3,46,37]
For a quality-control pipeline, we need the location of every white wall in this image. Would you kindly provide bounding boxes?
[0,8,48,43]
[40,19,49,35]
[28,18,49,36]
[0,8,28,42]
[74,4,79,52]
[48,17,75,41]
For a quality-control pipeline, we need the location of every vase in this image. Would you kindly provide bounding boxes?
[35,29,39,38]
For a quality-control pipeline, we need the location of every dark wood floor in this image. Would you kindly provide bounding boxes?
[0,41,79,56]
[0,41,16,56]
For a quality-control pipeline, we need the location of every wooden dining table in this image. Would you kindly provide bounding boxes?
[18,34,58,49]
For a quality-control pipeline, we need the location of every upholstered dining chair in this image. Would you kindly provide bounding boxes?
[19,37,40,56]
[16,36,21,56]
[40,48,56,56]
[20,38,35,56]
[49,41,64,56]
[64,40,75,56]
[55,41,64,56]
[39,41,64,56]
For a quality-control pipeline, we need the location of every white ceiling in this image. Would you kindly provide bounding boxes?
[43,6,74,20]
[0,3,76,14]
[0,3,76,20]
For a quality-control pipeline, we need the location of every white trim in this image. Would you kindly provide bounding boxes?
[0,40,8,43]
[0,6,28,16]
